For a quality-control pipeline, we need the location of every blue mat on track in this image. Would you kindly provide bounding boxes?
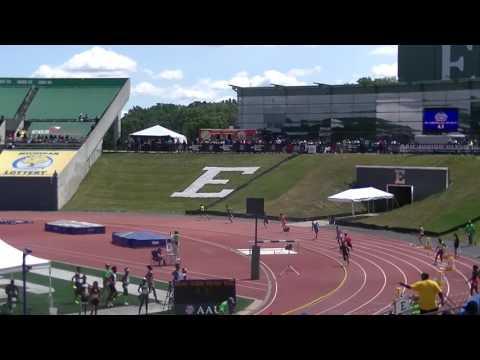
[112,231,171,248]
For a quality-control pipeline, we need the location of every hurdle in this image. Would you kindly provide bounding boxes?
[248,239,299,253]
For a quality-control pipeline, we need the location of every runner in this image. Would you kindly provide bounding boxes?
[434,238,446,265]
[344,232,353,251]
[399,273,445,315]
[336,225,342,247]
[263,214,269,228]
[418,225,425,246]
[454,233,460,258]
[340,239,350,265]
[312,221,320,240]
[470,265,479,296]
[280,213,289,232]
[226,204,234,223]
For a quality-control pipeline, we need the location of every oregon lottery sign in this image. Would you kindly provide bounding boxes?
[0,150,77,176]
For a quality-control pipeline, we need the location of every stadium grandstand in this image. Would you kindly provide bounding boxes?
[0,78,130,210]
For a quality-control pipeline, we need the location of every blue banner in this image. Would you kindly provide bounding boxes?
[423,108,458,133]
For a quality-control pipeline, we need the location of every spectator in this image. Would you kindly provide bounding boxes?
[121,267,130,306]
[5,279,19,313]
[89,281,101,315]
[72,266,83,304]
[106,266,118,308]
[145,265,159,303]
[470,265,479,296]
[138,278,149,315]
[465,220,476,246]
[399,273,444,314]
[181,267,187,280]
[79,275,89,315]
[454,233,460,258]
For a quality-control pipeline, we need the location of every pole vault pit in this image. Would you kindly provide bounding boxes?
[356,165,449,211]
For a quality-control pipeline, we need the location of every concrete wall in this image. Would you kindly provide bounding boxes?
[57,79,130,209]
[356,165,449,202]
[0,176,57,210]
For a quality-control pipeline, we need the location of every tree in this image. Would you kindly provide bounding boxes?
[356,76,398,87]
[102,100,238,150]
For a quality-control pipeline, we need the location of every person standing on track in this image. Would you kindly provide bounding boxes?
[200,204,208,220]
[399,273,445,315]
[454,233,460,258]
[312,220,320,240]
[418,225,425,246]
[263,214,269,228]
[470,265,479,296]
[280,213,289,232]
[226,204,234,223]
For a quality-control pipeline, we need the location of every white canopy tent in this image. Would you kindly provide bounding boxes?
[328,187,394,216]
[130,125,188,144]
[0,239,54,312]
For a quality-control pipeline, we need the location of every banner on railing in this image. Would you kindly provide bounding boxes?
[0,150,77,176]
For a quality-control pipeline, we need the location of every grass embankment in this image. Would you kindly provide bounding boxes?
[65,153,289,213]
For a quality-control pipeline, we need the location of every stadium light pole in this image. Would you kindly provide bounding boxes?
[22,248,32,315]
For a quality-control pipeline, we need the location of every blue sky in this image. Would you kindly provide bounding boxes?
[0,45,397,113]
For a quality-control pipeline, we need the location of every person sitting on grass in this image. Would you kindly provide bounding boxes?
[5,279,19,313]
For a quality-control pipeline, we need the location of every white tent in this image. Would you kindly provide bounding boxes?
[328,187,394,216]
[130,125,188,144]
[0,239,54,311]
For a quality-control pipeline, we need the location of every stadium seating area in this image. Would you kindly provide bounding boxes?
[0,86,29,119]
[26,86,121,121]
[0,78,126,148]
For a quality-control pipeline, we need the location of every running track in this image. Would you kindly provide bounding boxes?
[0,211,475,315]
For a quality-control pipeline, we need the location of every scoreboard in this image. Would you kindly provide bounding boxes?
[174,279,236,315]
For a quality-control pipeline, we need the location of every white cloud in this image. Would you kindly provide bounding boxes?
[32,46,137,78]
[132,82,165,97]
[156,69,184,80]
[370,46,398,56]
[371,62,398,78]
[132,65,322,105]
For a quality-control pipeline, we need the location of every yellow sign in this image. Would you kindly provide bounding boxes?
[0,150,77,176]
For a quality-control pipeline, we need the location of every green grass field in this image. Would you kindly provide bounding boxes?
[65,153,289,213]
[65,152,480,235]
[0,261,253,315]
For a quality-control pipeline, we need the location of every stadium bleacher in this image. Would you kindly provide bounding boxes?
[0,86,29,119]
[27,121,95,139]
[26,86,121,120]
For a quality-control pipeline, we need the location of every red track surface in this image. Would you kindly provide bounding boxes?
[0,212,474,315]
